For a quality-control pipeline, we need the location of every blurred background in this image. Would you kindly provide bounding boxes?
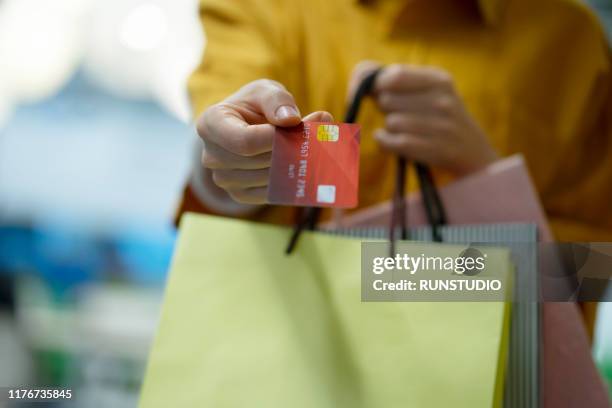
[0,0,610,406]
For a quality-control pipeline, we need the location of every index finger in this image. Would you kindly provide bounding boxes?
[374,64,453,93]
[198,103,275,157]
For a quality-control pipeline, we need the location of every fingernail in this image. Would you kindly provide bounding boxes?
[275,105,300,120]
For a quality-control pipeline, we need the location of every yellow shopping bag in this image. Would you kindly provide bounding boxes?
[140,213,511,408]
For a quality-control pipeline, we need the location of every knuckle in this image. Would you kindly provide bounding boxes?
[241,79,283,101]
[436,71,454,88]
[257,80,294,107]
[386,64,407,87]
[211,170,228,188]
[395,133,410,146]
[211,170,223,187]
[378,93,393,110]
[230,134,257,156]
[227,188,246,203]
[258,152,273,167]
[433,96,454,114]
[201,146,224,169]
[253,78,284,93]
[196,107,214,139]
[387,64,405,78]
[373,128,386,139]
[385,114,403,131]
[201,150,214,168]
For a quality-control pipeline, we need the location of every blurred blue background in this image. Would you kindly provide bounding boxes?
[0,0,201,406]
[0,0,610,406]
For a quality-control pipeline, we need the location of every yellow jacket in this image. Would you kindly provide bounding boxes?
[183,0,612,242]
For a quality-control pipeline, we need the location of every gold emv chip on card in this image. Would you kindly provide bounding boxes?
[317,124,339,142]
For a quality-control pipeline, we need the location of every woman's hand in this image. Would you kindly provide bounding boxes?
[350,62,498,175]
[197,79,333,204]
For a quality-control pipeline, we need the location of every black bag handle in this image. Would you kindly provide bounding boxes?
[286,68,446,254]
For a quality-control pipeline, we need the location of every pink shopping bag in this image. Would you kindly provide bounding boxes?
[325,154,553,242]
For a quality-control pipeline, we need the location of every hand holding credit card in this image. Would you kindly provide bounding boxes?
[197,79,339,207]
[268,122,361,208]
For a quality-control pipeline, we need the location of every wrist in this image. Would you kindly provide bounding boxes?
[456,146,499,176]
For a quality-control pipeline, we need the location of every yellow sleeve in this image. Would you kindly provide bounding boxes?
[188,0,303,118]
[546,81,612,242]
[542,16,612,242]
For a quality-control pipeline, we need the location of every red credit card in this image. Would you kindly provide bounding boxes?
[267,121,360,208]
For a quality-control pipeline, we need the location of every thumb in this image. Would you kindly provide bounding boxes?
[347,60,383,103]
[248,80,302,127]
